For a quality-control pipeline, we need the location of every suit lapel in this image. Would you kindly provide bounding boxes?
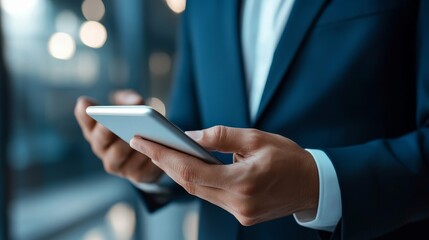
[255,0,329,122]
[219,0,250,128]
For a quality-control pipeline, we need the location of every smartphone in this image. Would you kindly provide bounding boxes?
[86,105,222,165]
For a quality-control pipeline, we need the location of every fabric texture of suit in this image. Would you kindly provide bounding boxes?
[139,0,429,239]
[0,14,9,239]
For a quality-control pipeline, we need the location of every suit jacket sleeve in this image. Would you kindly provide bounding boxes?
[326,2,429,238]
[136,8,201,213]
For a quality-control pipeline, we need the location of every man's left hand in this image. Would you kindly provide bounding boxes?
[130,125,319,226]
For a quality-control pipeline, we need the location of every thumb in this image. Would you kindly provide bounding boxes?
[186,126,249,153]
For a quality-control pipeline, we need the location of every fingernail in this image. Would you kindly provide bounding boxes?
[77,96,97,105]
[129,138,139,149]
[185,130,202,141]
[115,92,139,104]
[122,94,141,105]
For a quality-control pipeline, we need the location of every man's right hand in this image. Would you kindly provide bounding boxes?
[74,90,163,183]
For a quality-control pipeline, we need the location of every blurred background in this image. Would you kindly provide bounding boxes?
[0,0,199,239]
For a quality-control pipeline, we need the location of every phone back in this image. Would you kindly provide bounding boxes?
[86,106,222,164]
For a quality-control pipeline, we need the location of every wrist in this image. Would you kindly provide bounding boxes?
[300,150,319,211]
[294,149,342,231]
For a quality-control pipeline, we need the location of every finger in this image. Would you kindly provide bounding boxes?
[186,126,257,154]
[130,137,231,189]
[171,177,237,217]
[75,97,98,137]
[91,123,117,152]
[147,156,241,220]
[102,139,134,175]
[121,151,161,183]
[111,90,144,105]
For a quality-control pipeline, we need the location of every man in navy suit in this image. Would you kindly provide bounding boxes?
[76,0,429,239]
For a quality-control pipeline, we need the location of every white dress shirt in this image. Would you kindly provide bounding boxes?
[241,0,341,232]
[136,0,342,233]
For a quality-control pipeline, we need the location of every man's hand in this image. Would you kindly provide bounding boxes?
[129,125,319,226]
[74,90,163,183]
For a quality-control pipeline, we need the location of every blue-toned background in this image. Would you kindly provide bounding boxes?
[1,0,197,239]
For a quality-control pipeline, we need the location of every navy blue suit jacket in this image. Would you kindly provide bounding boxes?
[140,0,429,239]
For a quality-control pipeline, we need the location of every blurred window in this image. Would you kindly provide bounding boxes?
[1,0,180,239]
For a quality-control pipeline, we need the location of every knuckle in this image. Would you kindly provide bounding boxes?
[150,150,162,161]
[237,183,257,197]
[234,171,259,196]
[247,129,264,148]
[237,216,258,226]
[213,125,227,139]
[207,125,228,147]
[142,144,161,161]
[93,126,112,141]
[236,201,258,219]
[103,162,119,175]
[110,147,128,162]
[90,143,104,157]
[82,131,92,142]
[179,165,195,183]
[183,182,196,195]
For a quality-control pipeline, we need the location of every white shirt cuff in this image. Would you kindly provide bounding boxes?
[131,173,171,194]
[293,149,342,232]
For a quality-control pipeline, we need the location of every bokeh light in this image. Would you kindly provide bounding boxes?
[79,21,107,48]
[165,0,186,14]
[147,97,166,116]
[149,52,172,76]
[1,0,38,16]
[48,32,76,60]
[106,202,136,240]
[83,228,106,240]
[82,0,105,21]
[183,210,199,240]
